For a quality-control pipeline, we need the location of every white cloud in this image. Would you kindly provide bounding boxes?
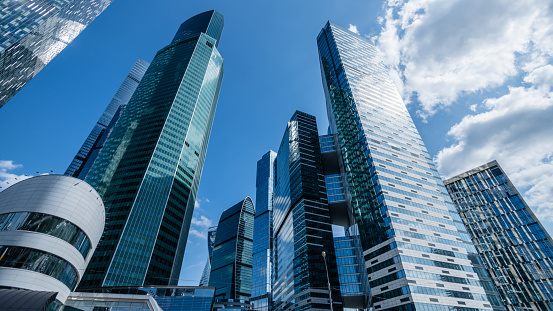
[376,0,553,118]
[0,160,31,191]
[189,228,206,240]
[205,198,211,203]
[436,67,553,220]
[191,215,212,228]
[469,104,477,112]
[348,24,360,34]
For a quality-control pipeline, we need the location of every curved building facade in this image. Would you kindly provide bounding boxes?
[0,175,105,303]
[209,197,255,306]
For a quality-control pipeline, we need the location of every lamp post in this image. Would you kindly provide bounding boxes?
[322,251,334,311]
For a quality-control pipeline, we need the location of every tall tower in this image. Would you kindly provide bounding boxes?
[445,161,553,310]
[66,58,150,179]
[317,22,494,310]
[0,0,114,108]
[272,111,342,311]
[209,198,255,310]
[79,10,225,289]
[251,150,277,311]
[199,226,218,286]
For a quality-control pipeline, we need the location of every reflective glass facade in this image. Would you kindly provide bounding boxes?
[79,10,225,288]
[317,22,492,310]
[66,58,150,179]
[209,198,255,304]
[272,111,342,311]
[445,161,553,311]
[252,150,277,311]
[199,226,217,286]
[0,0,113,108]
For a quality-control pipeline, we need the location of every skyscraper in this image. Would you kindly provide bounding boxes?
[199,226,217,287]
[445,160,553,310]
[317,22,494,310]
[209,197,255,310]
[66,58,150,179]
[0,0,114,108]
[79,10,224,289]
[251,150,277,311]
[272,111,342,311]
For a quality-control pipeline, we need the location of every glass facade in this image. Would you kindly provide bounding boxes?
[272,111,342,311]
[0,211,91,257]
[208,198,255,304]
[79,10,225,289]
[317,22,492,310]
[445,160,553,311]
[199,226,217,287]
[0,245,79,288]
[66,58,150,179]
[0,0,114,108]
[251,150,277,311]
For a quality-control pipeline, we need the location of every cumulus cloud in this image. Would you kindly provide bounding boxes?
[436,70,553,220]
[0,160,31,191]
[376,0,553,118]
[189,228,206,240]
[191,215,213,228]
[348,24,360,34]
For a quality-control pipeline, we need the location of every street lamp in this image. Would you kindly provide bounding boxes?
[322,251,334,311]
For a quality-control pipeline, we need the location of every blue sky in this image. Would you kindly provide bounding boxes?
[1,1,552,285]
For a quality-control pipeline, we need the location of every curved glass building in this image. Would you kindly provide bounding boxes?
[79,10,225,289]
[209,197,255,309]
[0,175,105,304]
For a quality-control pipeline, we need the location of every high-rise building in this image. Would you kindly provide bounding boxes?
[208,197,255,310]
[445,160,553,310]
[0,0,114,108]
[66,58,150,179]
[0,175,105,306]
[317,22,495,310]
[199,226,218,287]
[79,10,225,289]
[251,150,277,311]
[272,111,342,311]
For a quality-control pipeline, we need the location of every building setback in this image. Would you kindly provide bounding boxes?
[66,58,150,179]
[0,0,114,108]
[445,160,553,310]
[272,111,342,311]
[317,21,496,310]
[78,10,225,289]
[251,150,277,311]
[208,197,255,310]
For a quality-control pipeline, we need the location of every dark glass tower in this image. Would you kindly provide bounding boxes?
[79,10,224,288]
[251,150,277,311]
[0,0,114,108]
[66,58,150,179]
[208,198,255,307]
[445,160,553,310]
[317,22,493,310]
[272,111,342,311]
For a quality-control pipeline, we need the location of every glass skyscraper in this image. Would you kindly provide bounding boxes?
[208,197,255,309]
[0,0,114,108]
[66,58,150,179]
[251,150,277,311]
[272,111,342,311]
[445,160,553,310]
[317,22,494,310]
[78,10,224,289]
[199,226,217,287]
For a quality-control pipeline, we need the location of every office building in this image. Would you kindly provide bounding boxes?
[445,160,553,310]
[317,22,495,310]
[0,175,105,306]
[0,0,114,108]
[199,226,217,287]
[79,10,225,289]
[208,197,255,310]
[251,150,277,311]
[66,58,150,179]
[272,111,342,311]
